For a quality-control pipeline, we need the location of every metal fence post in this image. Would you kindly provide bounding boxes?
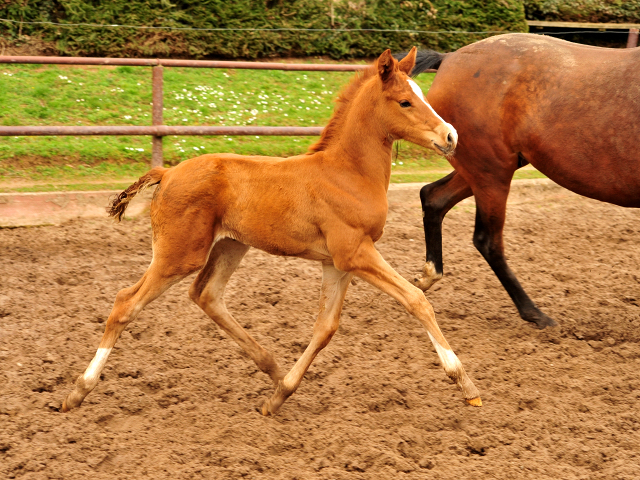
[627,28,639,48]
[152,65,164,168]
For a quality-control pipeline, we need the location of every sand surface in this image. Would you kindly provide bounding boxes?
[1,184,639,479]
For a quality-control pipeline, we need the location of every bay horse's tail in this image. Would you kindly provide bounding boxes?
[393,50,448,76]
[107,166,168,221]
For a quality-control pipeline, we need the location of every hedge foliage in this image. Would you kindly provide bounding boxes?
[0,0,527,58]
[524,0,640,24]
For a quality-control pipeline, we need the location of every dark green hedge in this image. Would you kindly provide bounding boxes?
[0,0,527,58]
[525,0,640,23]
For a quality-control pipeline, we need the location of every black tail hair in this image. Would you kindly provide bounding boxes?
[393,50,447,77]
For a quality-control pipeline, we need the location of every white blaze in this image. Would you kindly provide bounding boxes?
[407,78,458,145]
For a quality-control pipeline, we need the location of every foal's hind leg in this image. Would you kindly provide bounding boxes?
[261,263,352,415]
[189,238,284,384]
[62,261,190,411]
[416,171,473,291]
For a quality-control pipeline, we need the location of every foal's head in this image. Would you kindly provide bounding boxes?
[375,48,457,156]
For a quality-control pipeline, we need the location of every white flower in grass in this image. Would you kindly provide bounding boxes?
[124,115,132,120]
[182,118,188,122]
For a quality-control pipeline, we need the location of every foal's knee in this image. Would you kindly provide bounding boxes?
[402,285,433,318]
[188,282,202,305]
[314,318,340,349]
[188,283,225,317]
[188,283,212,308]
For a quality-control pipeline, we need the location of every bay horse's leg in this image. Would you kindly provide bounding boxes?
[261,263,352,415]
[188,238,284,384]
[472,186,557,328]
[415,171,473,291]
[62,261,190,411]
[334,240,481,405]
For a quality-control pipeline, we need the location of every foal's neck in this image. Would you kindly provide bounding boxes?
[325,90,394,187]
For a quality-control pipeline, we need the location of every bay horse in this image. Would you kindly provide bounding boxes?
[62,48,482,416]
[399,34,640,329]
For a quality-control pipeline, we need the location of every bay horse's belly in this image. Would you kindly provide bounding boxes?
[430,34,640,208]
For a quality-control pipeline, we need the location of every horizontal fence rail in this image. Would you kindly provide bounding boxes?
[0,55,426,167]
[0,126,324,136]
[0,55,370,71]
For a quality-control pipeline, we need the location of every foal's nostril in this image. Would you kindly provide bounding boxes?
[447,132,454,145]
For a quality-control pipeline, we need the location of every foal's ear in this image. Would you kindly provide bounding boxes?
[397,46,417,75]
[377,49,396,83]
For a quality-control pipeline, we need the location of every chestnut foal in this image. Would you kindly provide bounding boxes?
[62,49,481,416]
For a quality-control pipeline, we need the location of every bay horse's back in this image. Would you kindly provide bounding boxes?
[429,33,640,207]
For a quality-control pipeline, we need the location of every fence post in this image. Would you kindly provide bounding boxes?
[152,65,164,168]
[628,28,639,48]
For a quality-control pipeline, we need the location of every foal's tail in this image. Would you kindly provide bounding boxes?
[393,50,448,76]
[107,166,168,221]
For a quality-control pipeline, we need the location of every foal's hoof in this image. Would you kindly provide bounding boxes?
[258,400,274,416]
[61,392,82,412]
[412,263,443,292]
[466,397,483,407]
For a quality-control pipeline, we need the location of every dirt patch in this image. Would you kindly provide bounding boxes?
[1,186,639,479]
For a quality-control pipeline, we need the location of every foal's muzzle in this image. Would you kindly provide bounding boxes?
[434,134,456,156]
[433,125,457,156]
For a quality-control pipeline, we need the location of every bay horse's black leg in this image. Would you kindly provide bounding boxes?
[414,171,473,291]
[472,195,557,328]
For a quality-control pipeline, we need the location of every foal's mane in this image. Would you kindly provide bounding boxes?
[307,64,377,154]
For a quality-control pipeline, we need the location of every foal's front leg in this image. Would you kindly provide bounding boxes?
[261,263,352,415]
[189,238,284,384]
[335,239,481,405]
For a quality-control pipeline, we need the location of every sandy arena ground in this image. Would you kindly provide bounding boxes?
[1,183,639,479]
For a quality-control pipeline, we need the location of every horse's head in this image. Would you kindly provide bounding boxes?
[375,48,457,156]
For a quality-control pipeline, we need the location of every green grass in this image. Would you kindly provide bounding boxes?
[0,63,545,193]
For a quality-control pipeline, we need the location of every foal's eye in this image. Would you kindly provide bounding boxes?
[399,100,412,108]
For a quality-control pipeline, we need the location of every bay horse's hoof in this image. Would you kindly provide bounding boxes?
[412,263,443,292]
[523,310,558,329]
[466,397,483,407]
